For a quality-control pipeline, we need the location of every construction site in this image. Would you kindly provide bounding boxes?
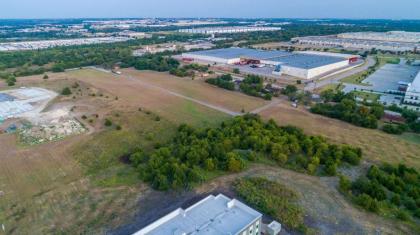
[0,87,85,145]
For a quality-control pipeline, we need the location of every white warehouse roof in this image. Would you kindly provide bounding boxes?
[184,47,291,60]
[133,194,262,235]
[183,47,348,69]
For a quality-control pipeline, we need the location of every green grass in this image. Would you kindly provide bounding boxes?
[341,71,371,85]
[398,132,420,145]
[73,111,177,176]
[317,83,345,93]
[353,91,380,102]
[93,165,140,188]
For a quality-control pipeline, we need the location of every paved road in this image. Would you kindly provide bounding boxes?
[305,56,376,91]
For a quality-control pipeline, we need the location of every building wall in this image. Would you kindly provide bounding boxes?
[181,53,240,64]
[238,218,262,235]
[280,66,309,79]
[306,60,349,79]
[403,91,420,112]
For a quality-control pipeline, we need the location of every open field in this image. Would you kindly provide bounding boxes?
[1,67,419,234]
[259,101,420,169]
[121,68,269,113]
[0,68,235,234]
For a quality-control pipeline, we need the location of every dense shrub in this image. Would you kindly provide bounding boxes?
[130,114,362,190]
[311,90,383,129]
[61,87,72,95]
[234,177,306,231]
[382,124,408,135]
[344,164,420,220]
[206,74,235,90]
[134,55,179,72]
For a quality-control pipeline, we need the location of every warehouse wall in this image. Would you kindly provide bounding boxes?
[181,53,240,64]
[306,60,349,79]
[281,66,309,79]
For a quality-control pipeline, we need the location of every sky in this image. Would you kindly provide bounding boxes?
[1,0,419,19]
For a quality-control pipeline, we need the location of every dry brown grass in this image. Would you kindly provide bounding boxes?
[0,69,232,234]
[64,69,230,126]
[121,68,269,113]
[259,102,420,169]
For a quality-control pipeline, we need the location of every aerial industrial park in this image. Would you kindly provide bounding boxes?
[0,13,420,235]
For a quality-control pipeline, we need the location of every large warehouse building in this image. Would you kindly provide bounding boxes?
[182,48,358,79]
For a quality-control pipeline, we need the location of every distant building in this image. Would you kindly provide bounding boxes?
[133,42,214,57]
[133,194,280,235]
[292,34,420,52]
[118,31,152,39]
[0,37,131,51]
[179,26,281,35]
[338,31,420,43]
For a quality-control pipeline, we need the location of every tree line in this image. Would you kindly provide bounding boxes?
[311,90,384,129]
[206,74,273,100]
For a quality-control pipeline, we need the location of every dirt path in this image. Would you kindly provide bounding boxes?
[250,98,283,114]
[124,74,241,116]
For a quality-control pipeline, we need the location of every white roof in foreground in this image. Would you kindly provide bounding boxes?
[407,71,420,93]
[134,194,262,235]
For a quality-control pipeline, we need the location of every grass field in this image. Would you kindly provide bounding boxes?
[0,69,232,234]
[353,91,381,102]
[341,71,372,85]
[1,68,419,234]
[316,83,345,93]
[65,69,230,126]
[121,68,269,113]
[259,102,420,169]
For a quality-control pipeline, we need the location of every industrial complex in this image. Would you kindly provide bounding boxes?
[292,31,420,52]
[179,26,281,35]
[0,37,131,51]
[182,47,360,79]
[134,194,281,235]
[338,31,420,43]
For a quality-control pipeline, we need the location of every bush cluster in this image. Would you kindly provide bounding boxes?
[343,164,420,220]
[134,55,179,72]
[311,90,384,129]
[130,114,362,190]
[234,177,306,231]
[206,74,235,90]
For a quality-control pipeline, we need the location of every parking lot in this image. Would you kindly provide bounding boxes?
[343,62,420,93]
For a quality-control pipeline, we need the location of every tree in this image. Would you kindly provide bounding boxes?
[52,63,65,73]
[283,85,298,96]
[43,74,49,79]
[204,158,215,171]
[61,87,72,95]
[227,152,243,172]
[339,175,352,193]
[104,119,113,127]
[233,68,240,74]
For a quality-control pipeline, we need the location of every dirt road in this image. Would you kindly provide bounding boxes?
[123,74,242,116]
